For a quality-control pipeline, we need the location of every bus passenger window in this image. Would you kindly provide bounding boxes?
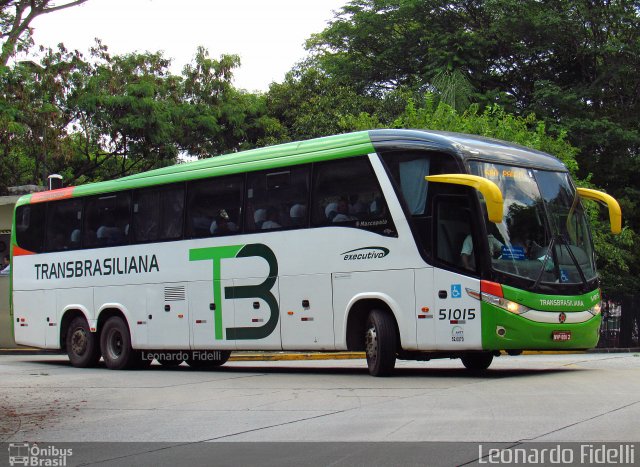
[133,185,184,243]
[45,199,84,252]
[245,165,310,232]
[186,175,243,238]
[83,193,131,248]
[15,204,46,253]
[311,156,396,236]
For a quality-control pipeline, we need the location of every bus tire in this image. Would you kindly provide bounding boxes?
[66,316,101,368]
[100,316,138,370]
[186,350,231,369]
[461,352,494,370]
[364,309,397,377]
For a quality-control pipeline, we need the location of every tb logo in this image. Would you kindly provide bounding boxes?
[189,243,279,340]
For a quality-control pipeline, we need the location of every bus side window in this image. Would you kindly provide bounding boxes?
[15,204,46,253]
[311,156,396,236]
[45,199,84,252]
[133,184,184,243]
[245,165,310,232]
[83,193,131,248]
[186,175,244,238]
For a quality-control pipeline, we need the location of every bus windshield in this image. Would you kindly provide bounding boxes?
[469,162,596,285]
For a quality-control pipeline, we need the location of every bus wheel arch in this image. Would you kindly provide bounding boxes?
[60,310,100,368]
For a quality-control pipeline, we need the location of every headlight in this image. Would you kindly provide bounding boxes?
[482,293,530,315]
[588,303,602,316]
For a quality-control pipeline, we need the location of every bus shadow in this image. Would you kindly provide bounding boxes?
[29,358,580,379]
[215,364,577,379]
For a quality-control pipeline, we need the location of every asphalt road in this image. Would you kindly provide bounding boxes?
[1,353,638,465]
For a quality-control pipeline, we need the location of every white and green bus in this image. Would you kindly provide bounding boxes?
[10,130,621,376]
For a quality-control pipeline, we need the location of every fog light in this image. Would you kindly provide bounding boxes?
[496,326,506,337]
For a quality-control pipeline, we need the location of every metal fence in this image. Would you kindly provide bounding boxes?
[598,294,640,348]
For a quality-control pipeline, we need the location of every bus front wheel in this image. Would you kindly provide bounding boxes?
[461,352,494,371]
[100,316,141,370]
[364,309,397,377]
[66,316,101,368]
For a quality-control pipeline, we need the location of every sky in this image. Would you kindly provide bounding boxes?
[22,0,348,92]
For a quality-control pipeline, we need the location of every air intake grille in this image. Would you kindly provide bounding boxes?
[164,286,186,302]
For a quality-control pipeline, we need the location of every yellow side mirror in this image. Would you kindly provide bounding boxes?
[577,187,622,234]
[426,174,504,223]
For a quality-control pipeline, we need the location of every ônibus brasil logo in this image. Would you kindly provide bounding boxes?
[341,246,389,261]
[189,243,278,342]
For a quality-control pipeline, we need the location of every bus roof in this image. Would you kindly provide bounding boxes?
[17,129,567,206]
[369,129,568,171]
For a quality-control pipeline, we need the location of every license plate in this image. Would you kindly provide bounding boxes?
[552,331,572,342]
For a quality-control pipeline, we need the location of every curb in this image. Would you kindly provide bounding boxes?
[229,352,365,362]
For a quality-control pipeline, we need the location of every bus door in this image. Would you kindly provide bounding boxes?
[431,196,482,350]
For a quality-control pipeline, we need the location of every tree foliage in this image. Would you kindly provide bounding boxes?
[0,41,283,190]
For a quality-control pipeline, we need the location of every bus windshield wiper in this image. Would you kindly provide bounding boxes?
[532,235,588,291]
[532,235,556,290]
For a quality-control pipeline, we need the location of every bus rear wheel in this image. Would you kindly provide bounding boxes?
[364,309,397,377]
[100,316,141,370]
[186,350,231,369]
[461,352,494,370]
[66,316,101,368]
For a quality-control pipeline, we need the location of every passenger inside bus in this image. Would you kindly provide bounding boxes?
[289,203,307,226]
[261,207,282,230]
[332,198,358,222]
[209,210,239,235]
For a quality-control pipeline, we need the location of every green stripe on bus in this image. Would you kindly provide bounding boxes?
[15,132,374,206]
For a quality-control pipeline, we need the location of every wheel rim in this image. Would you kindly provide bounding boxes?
[365,325,378,363]
[106,328,123,360]
[70,327,88,356]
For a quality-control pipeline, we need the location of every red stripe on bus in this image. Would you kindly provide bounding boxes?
[30,187,75,204]
[13,245,34,256]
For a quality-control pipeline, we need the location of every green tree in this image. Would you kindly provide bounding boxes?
[266,64,379,141]
[1,41,284,189]
[177,47,285,156]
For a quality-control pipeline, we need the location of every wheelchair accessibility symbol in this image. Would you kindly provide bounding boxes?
[451,284,462,298]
